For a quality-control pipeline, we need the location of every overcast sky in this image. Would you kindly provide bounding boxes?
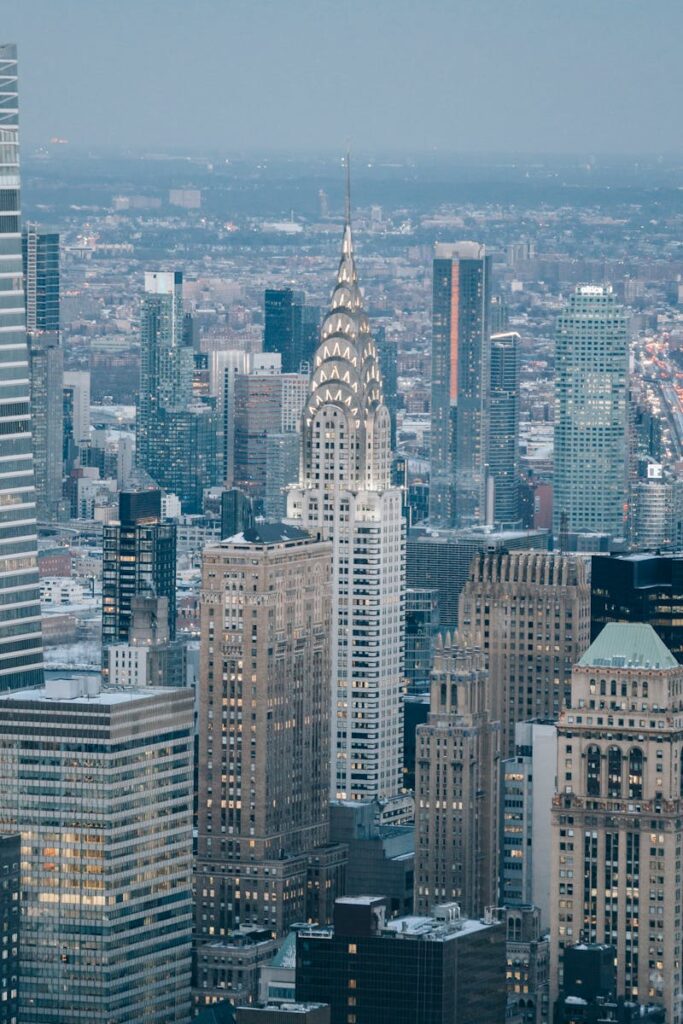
[4,0,683,155]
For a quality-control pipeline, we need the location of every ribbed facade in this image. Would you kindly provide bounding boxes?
[288,217,405,801]
[458,551,591,756]
[489,331,520,525]
[0,45,43,688]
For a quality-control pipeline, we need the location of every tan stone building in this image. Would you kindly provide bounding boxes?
[414,635,500,918]
[194,524,345,1007]
[458,550,590,757]
[550,623,683,1024]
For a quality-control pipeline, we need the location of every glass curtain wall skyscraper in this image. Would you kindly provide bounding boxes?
[430,242,492,527]
[553,285,629,539]
[22,223,63,522]
[0,45,43,689]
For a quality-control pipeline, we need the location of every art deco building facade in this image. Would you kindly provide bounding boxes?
[550,623,683,1024]
[194,525,345,1005]
[287,213,404,801]
[553,285,630,539]
[414,636,500,918]
[458,551,591,757]
[0,44,43,689]
[0,679,194,1023]
[430,242,493,527]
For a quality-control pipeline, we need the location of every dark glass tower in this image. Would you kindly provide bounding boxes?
[489,331,520,525]
[102,487,177,654]
[22,223,63,521]
[0,45,44,688]
[430,242,492,527]
[264,287,305,373]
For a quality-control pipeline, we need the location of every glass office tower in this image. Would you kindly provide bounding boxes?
[0,45,43,688]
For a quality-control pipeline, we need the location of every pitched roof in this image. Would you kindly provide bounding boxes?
[578,622,677,671]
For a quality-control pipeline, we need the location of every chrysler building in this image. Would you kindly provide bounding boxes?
[288,168,404,800]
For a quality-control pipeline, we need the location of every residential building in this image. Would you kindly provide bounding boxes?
[430,242,493,527]
[553,286,629,540]
[489,331,521,525]
[295,897,506,1024]
[0,44,44,689]
[102,487,176,654]
[23,223,63,521]
[0,677,194,1023]
[549,623,683,1023]
[62,369,90,444]
[414,637,500,918]
[287,210,405,801]
[458,550,590,756]
[106,594,186,687]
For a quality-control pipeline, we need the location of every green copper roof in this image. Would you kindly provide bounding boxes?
[578,622,677,671]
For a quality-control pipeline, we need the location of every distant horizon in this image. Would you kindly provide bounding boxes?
[4,0,683,156]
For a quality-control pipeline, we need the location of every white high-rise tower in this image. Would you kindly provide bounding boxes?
[288,164,404,800]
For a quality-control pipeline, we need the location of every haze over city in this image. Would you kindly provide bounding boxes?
[5,0,683,155]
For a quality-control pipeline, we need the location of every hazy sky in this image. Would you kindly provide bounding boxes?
[4,0,683,155]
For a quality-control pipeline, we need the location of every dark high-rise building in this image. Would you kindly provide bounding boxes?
[264,288,305,373]
[102,487,176,653]
[0,45,44,689]
[23,224,63,522]
[22,224,59,332]
[0,834,19,1024]
[404,587,439,694]
[163,402,218,514]
[295,897,506,1024]
[221,487,254,540]
[590,553,683,663]
[489,331,520,526]
[376,328,398,450]
[430,242,493,527]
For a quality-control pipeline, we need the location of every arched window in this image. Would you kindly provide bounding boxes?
[629,748,644,800]
[587,746,601,796]
[607,747,622,799]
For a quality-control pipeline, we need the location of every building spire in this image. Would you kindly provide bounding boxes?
[344,151,351,226]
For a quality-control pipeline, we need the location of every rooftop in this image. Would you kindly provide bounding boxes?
[578,623,678,671]
[223,523,312,546]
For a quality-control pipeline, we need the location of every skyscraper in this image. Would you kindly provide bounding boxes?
[287,191,405,801]
[414,637,500,918]
[550,623,683,1024]
[194,525,345,1004]
[264,287,305,373]
[553,285,630,539]
[102,487,176,654]
[0,677,194,1023]
[23,223,63,522]
[0,44,44,689]
[137,270,216,510]
[489,331,520,525]
[430,242,493,527]
[458,550,591,757]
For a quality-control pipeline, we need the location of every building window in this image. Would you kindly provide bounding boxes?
[607,746,622,799]
[587,746,601,796]
[628,748,643,801]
